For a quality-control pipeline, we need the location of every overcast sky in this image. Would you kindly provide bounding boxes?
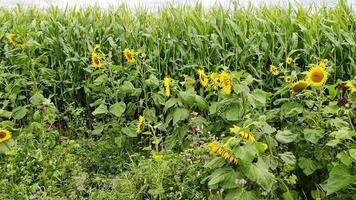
[0,0,355,9]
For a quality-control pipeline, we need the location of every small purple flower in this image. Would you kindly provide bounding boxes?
[337,84,348,92]
[58,135,65,142]
[338,97,348,106]
[39,104,45,113]
[191,125,201,133]
[188,112,196,121]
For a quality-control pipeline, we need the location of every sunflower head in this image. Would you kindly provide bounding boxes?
[218,71,232,95]
[0,128,11,143]
[210,72,220,87]
[284,76,292,83]
[164,77,171,97]
[319,59,328,68]
[269,64,279,76]
[135,115,145,133]
[91,45,104,69]
[7,33,26,48]
[292,80,309,93]
[197,69,209,87]
[286,57,293,65]
[346,80,356,93]
[306,65,328,87]
[123,48,136,64]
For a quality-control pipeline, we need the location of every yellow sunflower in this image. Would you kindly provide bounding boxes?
[91,45,104,69]
[135,115,144,133]
[286,57,293,65]
[218,71,232,95]
[197,69,209,87]
[239,131,256,143]
[210,72,220,88]
[0,128,11,143]
[292,80,309,93]
[284,76,292,83]
[7,33,26,48]
[306,65,328,87]
[269,64,279,76]
[208,141,238,164]
[164,77,171,97]
[346,80,356,93]
[123,48,136,64]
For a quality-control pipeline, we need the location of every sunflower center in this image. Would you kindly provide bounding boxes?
[311,71,324,82]
[293,83,307,92]
[0,132,6,139]
[127,53,133,60]
[94,56,100,65]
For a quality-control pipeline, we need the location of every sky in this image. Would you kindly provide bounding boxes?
[0,0,355,9]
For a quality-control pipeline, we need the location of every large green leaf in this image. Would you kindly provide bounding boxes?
[321,164,355,195]
[241,159,276,191]
[304,129,324,144]
[12,106,28,120]
[276,130,297,144]
[109,102,126,117]
[298,157,321,176]
[172,108,189,125]
[92,104,108,116]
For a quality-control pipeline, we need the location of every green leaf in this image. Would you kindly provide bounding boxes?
[337,151,352,166]
[92,104,108,116]
[225,189,258,200]
[109,102,126,117]
[279,152,296,165]
[179,91,195,107]
[281,102,303,117]
[304,129,324,144]
[251,89,271,108]
[30,92,45,105]
[276,130,297,144]
[0,109,12,119]
[330,128,355,140]
[298,157,321,176]
[349,149,356,161]
[321,164,356,195]
[12,106,28,120]
[241,159,276,192]
[121,126,137,137]
[195,95,208,111]
[225,105,242,121]
[172,108,189,125]
[326,85,337,99]
[92,124,105,135]
[208,168,234,188]
[282,190,299,200]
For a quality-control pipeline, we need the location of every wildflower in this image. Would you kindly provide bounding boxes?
[286,57,293,65]
[58,135,65,142]
[218,71,232,95]
[135,115,144,133]
[292,80,309,93]
[0,128,11,143]
[123,48,136,64]
[338,97,348,106]
[91,44,104,69]
[164,77,171,97]
[7,33,26,48]
[197,69,209,87]
[210,72,220,87]
[284,76,292,83]
[269,64,279,76]
[188,112,196,121]
[306,65,328,87]
[346,80,356,93]
[208,141,238,164]
[191,125,201,133]
[286,174,298,185]
[235,178,247,186]
[39,104,45,113]
[239,131,256,143]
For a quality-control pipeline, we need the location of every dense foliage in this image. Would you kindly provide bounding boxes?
[0,1,355,199]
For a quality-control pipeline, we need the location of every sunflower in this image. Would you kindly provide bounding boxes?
[91,45,104,69]
[292,80,309,93]
[218,71,232,95]
[164,77,171,97]
[197,69,209,87]
[0,128,11,143]
[135,115,144,133]
[208,141,238,164]
[229,125,240,133]
[286,57,293,65]
[306,65,328,87]
[239,131,256,143]
[7,33,26,48]
[284,76,292,83]
[210,72,220,88]
[261,143,268,151]
[269,64,279,76]
[346,80,356,93]
[123,48,136,64]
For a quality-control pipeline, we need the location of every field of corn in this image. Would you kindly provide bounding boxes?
[0,1,355,199]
